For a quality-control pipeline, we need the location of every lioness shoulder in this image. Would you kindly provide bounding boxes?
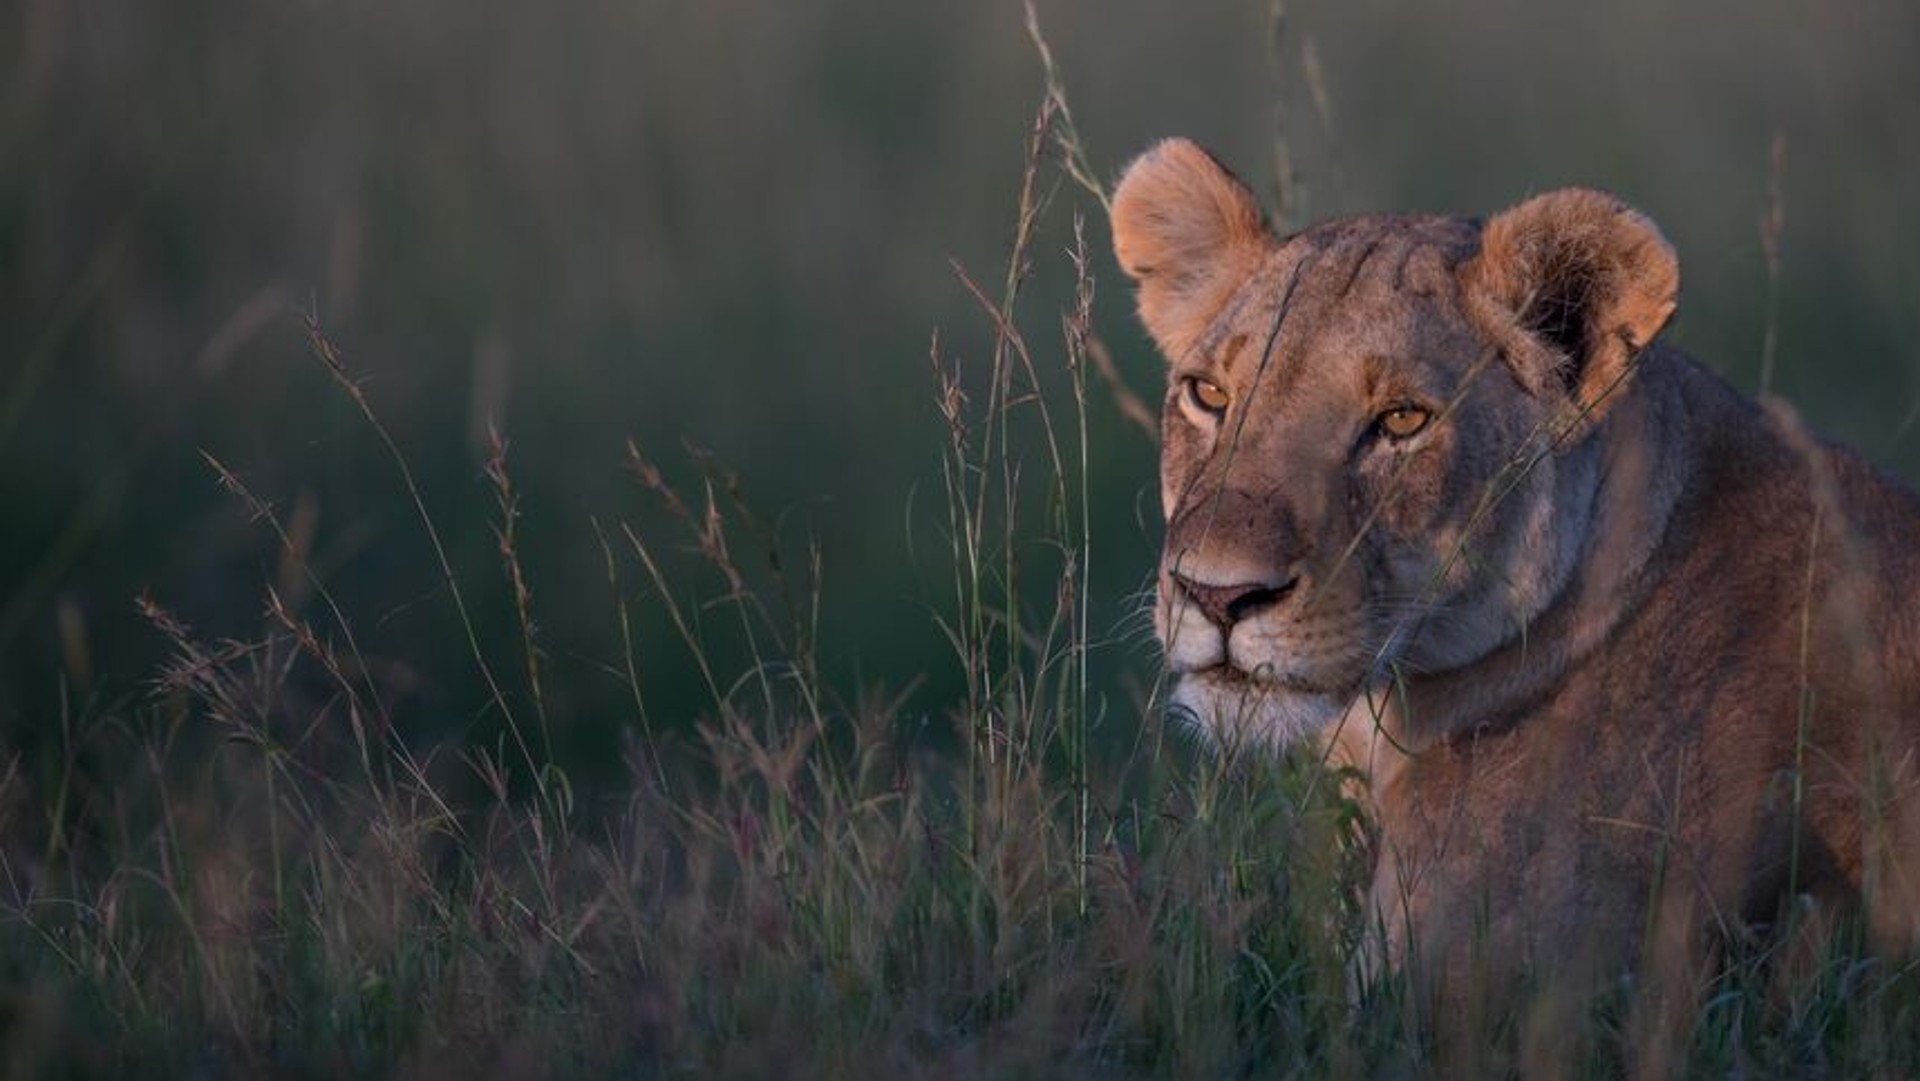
[1109,138,1920,986]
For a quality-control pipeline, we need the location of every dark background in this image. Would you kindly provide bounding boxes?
[5,0,1918,789]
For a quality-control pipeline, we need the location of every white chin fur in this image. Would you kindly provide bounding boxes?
[1169,673,1357,750]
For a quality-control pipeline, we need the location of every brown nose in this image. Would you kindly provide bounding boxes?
[1170,571,1298,628]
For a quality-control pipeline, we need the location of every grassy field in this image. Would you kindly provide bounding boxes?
[4,97,1919,1081]
[6,2,1920,1076]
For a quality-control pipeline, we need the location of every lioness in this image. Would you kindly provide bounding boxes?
[1110,138,1920,988]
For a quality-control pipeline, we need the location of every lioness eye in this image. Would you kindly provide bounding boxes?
[1377,405,1431,440]
[1185,377,1231,415]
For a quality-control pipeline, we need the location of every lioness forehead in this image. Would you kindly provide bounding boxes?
[1196,214,1481,369]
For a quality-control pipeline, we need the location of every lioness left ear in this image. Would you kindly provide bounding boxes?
[1461,188,1679,429]
[1110,138,1275,364]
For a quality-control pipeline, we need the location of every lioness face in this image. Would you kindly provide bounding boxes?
[1149,221,1567,744]
[1112,141,1678,746]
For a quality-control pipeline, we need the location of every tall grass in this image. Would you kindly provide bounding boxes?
[3,51,1919,1081]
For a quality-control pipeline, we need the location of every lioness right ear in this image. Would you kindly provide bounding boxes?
[1461,188,1679,432]
[1111,139,1274,362]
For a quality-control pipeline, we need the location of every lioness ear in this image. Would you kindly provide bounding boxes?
[1111,139,1274,362]
[1461,188,1679,427]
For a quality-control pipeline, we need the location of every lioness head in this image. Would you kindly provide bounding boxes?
[1111,139,1680,747]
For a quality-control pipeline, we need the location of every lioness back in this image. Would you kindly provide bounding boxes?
[1108,137,1920,990]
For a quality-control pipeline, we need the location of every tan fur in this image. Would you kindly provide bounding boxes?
[1112,138,1920,993]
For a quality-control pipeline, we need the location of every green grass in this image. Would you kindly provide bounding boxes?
[5,40,1920,1081]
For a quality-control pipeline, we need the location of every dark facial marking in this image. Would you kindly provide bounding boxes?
[1331,238,1384,303]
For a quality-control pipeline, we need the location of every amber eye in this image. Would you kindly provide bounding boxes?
[1376,404,1431,440]
[1185,377,1231,415]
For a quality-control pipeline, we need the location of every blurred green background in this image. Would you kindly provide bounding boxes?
[4,0,1919,789]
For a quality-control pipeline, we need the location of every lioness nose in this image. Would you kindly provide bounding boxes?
[1171,571,1298,628]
